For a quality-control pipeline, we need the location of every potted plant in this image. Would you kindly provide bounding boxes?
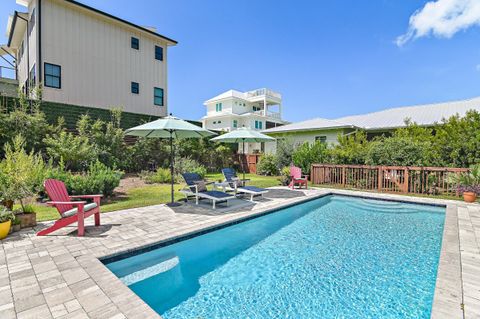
[453,164,480,203]
[0,136,45,225]
[0,208,15,239]
[11,217,21,233]
[15,205,37,228]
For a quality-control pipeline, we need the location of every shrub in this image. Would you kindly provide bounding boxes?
[365,137,431,166]
[44,160,122,197]
[140,168,174,184]
[0,87,56,156]
[0,135,46,211]
[278,166,292,186]
[0,208,15,223]
[292,141,328,174]
[44,131,97,171]
[257,154,279,176]
[174,157,207,178]
[328,131,369,164]
[275,138,294,169]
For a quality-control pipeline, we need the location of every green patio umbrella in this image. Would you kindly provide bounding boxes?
[210,127,276,180]
[125,114,216,206]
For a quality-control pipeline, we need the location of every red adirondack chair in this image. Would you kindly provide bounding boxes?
[37,179,102,236]
[289,166,308,189]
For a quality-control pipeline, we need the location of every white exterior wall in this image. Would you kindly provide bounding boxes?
[40,0,170,116]
[265,129,348,154]
[16,0,38,92]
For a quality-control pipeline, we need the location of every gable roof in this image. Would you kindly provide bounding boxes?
[337,96,480,130]
[263,96,480,134]
[204,90,246,104]
[263,117,358,133]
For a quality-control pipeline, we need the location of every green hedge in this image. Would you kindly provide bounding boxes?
[0,96,188,130]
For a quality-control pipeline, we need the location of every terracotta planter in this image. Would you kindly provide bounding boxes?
[463,192,477,203]
[17,213,37,228]
[0,220,11,240]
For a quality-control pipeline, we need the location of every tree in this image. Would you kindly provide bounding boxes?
[433,110,480,167]
[327,130,369,164]
[0,135,45,210]
[292,141,328,174]
[44,131,97,171]
[0,87,57,156]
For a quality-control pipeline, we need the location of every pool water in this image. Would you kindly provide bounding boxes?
[105,195,445,318]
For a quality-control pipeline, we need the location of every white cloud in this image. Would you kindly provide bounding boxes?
[396,0,480,46]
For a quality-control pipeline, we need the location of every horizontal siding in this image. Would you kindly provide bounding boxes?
[41,0,169,117]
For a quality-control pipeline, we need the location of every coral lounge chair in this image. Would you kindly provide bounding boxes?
[289,166,308,189]
[37,179,102,236]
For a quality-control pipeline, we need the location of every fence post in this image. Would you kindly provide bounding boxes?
[378,166,383,192]
[404,167,409,193]
[310,165,314,184]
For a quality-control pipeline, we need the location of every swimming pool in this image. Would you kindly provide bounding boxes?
[104,195,445,318]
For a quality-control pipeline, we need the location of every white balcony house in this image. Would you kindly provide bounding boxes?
[202,88,288,154]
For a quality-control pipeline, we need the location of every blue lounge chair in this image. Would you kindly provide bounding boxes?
[180,173,235,209]
[221,168,268,201]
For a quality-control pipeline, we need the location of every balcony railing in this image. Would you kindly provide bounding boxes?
[0,66,16,80]
[246,88,282,100]
[253,110,281,119]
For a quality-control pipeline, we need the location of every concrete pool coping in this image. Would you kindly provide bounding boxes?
[0,187,478,318]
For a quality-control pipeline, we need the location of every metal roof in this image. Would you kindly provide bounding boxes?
[263,117,357,133]
[263,96,480,133]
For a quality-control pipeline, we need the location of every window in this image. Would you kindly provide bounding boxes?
[154,87,164,106]
[44,63,61,88]
[28,64,36,91]
[215,103,223,112]
[254,120,263,130]
[131,82,139,94]
[155,45,163,61]
[253,106,261,112]
[131,37,139,50]
[315,136,327,143]
[233,120,238,128]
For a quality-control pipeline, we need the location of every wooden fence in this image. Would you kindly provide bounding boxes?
[310,164,469,197]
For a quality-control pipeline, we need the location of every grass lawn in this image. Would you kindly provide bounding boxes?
[28,174,281,222]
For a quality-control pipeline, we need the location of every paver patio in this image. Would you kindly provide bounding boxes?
[0,187,478,319]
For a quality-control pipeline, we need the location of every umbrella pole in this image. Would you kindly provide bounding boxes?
[170,131,174,204]
[167,130,181,207]
[242,139,246,181]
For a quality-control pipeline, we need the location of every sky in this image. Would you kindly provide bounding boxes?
[1,0,480,122]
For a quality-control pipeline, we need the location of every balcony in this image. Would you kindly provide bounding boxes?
[246,88,282,102]
[253,110,282,120]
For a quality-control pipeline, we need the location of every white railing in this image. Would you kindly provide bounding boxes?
[253,110,281,119]
[246,88,282,100]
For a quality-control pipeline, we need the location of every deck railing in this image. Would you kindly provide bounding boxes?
[310,164,470,197]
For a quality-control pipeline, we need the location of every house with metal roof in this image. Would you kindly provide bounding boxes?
[263,96,480,150]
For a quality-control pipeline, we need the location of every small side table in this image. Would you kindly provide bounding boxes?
[213,181,230,192]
